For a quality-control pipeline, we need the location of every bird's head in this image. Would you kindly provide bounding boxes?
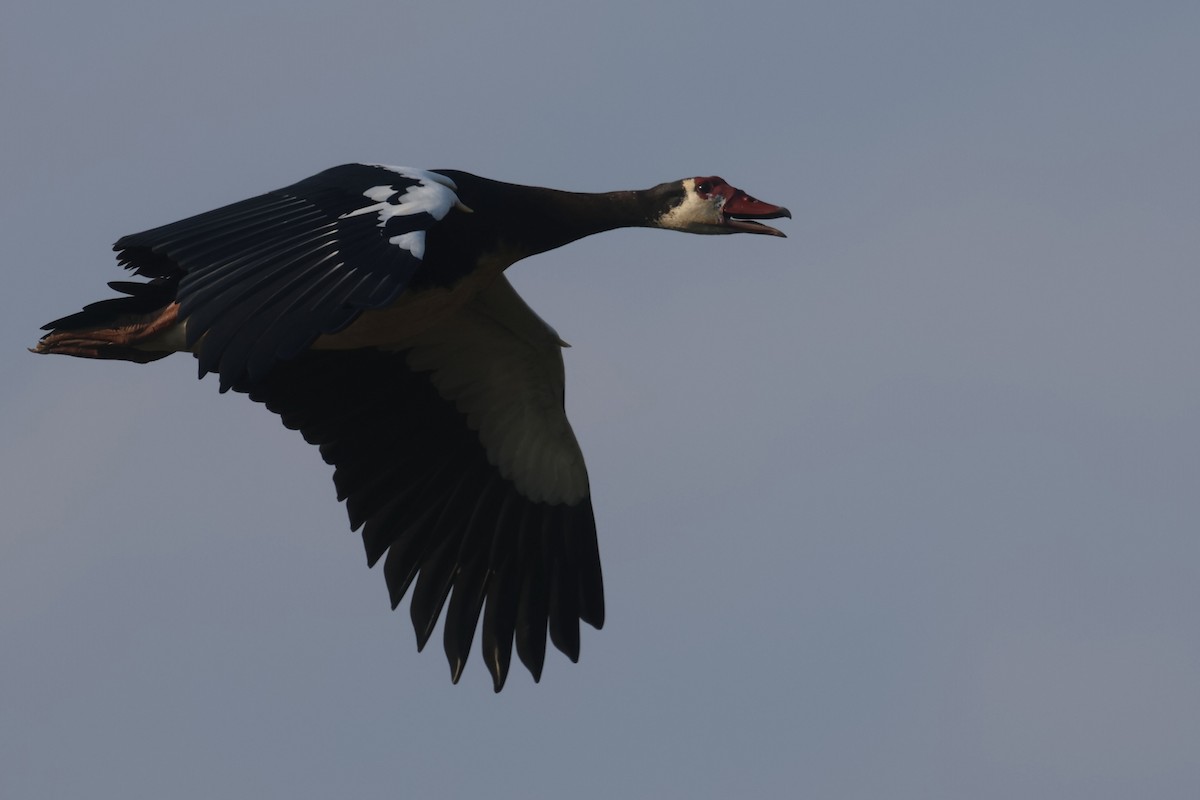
[652,176,791,237]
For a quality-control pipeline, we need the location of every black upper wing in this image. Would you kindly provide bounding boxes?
[114,164,465,389]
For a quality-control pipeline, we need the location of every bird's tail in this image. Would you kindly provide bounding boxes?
[33,281,181,364]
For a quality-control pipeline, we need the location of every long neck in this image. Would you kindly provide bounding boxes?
[433,171,664,261]
[514,186,656,252]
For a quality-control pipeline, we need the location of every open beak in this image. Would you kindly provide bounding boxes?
[722,188,791,237]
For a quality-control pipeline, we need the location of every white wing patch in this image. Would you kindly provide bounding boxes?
[400,276,589,506]
[376,165,459,193]
[388,230,428,260]
[340,166,463,259]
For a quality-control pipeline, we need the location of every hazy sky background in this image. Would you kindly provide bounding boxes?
[3,2,1198,798]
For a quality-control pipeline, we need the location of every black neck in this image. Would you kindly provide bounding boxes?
[432,171,674,261]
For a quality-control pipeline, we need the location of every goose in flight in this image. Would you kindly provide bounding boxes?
[35,163,790,691]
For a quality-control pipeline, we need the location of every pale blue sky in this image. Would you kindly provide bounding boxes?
[3,2,1199,798]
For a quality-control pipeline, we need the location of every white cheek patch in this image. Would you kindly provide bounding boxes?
[655,177,704,230]
[340,166,464,259]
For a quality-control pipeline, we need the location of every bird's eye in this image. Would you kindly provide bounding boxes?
[696,181,713,195]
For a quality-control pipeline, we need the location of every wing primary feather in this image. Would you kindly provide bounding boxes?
[444,556,489,685]
[572,499,606,629]
[381,465,479,609]
[409,532,458,652]
[122,194,313,254]
[548,505,583,662]
[167,213,323,277]
[351,443,460,560]
[481,497,526,691]
[441,479,504,682]
[514,506,553,680]
[355,436,472,558]
[176,226,337,316]
[408,468,495,651]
